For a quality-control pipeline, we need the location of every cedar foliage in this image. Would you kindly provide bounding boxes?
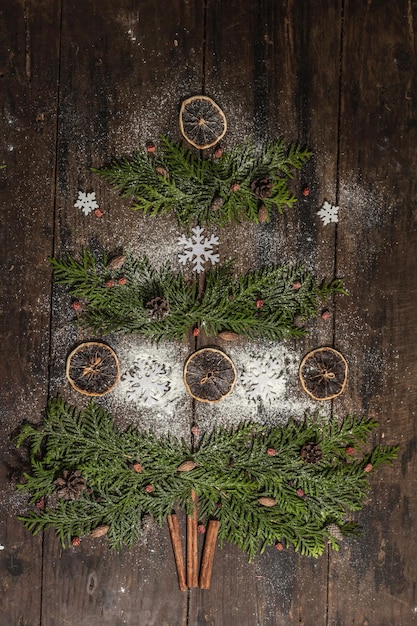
[17,399,398,560]
[92,136,311,226]
[50,251,347,341]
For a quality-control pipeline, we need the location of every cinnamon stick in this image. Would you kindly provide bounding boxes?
[186,489,199,588]
[167,513,187,592]
[199,519,220,589]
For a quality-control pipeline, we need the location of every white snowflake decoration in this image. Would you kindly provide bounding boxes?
[121,358,170,407]
[240,356,285,403]
[177,226,219,273]
[74,191,99,216]
[317,200,339,225]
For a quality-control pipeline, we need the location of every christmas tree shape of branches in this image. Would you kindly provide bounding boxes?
[92,136,311,226]
[49,250,347,341]
[16,399,398,560]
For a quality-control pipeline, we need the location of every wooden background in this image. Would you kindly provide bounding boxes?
[1,1,417,624]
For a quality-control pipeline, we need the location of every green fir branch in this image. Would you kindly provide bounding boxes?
[17,399,398,558]
[49,251,347,342]
[93,136,311,226]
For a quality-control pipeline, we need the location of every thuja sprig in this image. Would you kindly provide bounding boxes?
[17,399,398,559]
[92,136,311,226]
[49,250,347,341]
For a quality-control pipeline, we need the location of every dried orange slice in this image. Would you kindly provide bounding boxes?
[179,95,227,149]
[299,347,348,401]
[66,341,119,396]
[183,347,236,403]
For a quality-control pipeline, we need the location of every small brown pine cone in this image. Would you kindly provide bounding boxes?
[54,470,87,500]
[145,296,169,321]
[300,442,323,464]
[326,523,343,541]
[251,177,273,198]
[211,196,225,212]
[155,166,169,178]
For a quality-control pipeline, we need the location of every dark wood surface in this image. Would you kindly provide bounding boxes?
[1,1,416,625]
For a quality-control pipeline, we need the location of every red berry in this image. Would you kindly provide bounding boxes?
[256,299,264,309]
[191,425,200,436]
[214,147,223,158]
[71,300,82,311]
[146,141,156,153]
[302,187,310,197]
[94,208,104,218]
[105,279,115,288]
[193,328,200,336]
[118,277,127,285]
[267,448,276,456]
[72,537,81,547]
[36,497,45,510]
[296,488,305,497]
[275,542,284,551]
[133,462,142,473]
[292,281,302,290]
[321,309,331,321]
[197,524,206,534]
[346,446,355,455]
[145,484,154,493]
[230,183,240,192]
[364,463,373,473]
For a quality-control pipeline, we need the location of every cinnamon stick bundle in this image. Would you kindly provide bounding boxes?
[199,520,220,589]
[186,489,199,588]
[167,513,187,592]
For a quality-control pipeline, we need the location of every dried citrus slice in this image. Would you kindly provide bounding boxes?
[179,95,227,149]
[66,341,119,396]
[299,347,348,401]
[183,347,236,403]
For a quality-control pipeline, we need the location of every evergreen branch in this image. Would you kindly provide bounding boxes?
[93,136,311,226]
[17,399,398,559]
[50,251,346,342]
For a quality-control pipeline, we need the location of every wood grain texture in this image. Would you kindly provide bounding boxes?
[329,0,417,624]
[0,1,61,623]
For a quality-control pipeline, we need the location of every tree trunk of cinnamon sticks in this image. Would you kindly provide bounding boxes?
[187,490,199,588]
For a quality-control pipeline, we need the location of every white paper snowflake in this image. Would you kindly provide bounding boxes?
[121,358,171,406]
[177,226,219,273]
[240,356,285,403]
[74,191,99,216]
[317,201,339,225]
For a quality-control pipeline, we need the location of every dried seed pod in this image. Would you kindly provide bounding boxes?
[326,523,343,541]
[106,255,126,271]
[258,497,277,507]
[155,166,169,178]
[218,331,240,342]
[177,460,198,472]
[257,204,268,223]
[90,525,109,538]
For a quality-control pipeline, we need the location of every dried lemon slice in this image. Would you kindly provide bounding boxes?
[66,341,119,396]
[299,347,348,401]
[179,95,227,149]
[183,347,236,403]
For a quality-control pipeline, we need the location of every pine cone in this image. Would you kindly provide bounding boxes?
[300,442,323,463]
[326,523,343,541]
[145,296,169,321]
[54,470,87,500]
[211,196,225,212]
[251,177,273,198]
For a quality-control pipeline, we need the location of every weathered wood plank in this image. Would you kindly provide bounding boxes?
[330,1,417,624]
[190,2,343,625]
[0,1,61,623]
[41,1,204,624]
